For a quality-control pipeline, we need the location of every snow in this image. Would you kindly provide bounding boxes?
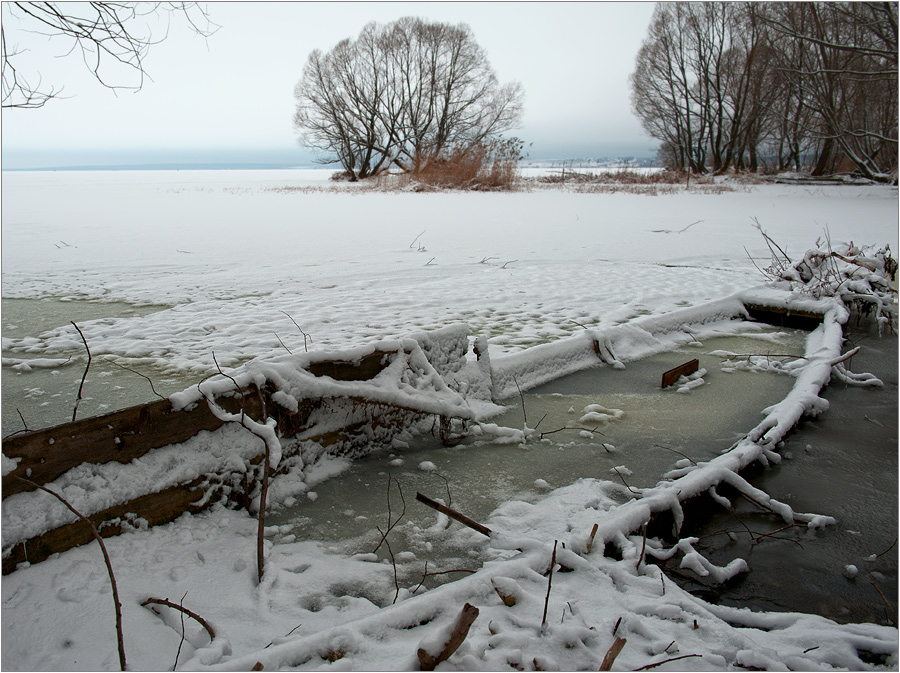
[2,169,898,671]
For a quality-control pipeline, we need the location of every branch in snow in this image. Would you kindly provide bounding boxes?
[17,476,126,671]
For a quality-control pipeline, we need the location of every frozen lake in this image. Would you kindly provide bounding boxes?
[2,169,897,671]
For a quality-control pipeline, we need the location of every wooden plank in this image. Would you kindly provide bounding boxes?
[2,476,213,575]
[2,401,423,573]
[2,350,402,500]
[661,359,699,388]
[2,388,264,499]
[307,349,396,381]
[744,303,824,330]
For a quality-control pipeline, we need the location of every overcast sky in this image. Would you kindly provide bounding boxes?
[1,2,658,169]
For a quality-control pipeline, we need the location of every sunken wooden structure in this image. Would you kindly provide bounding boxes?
[1,347,444,574]
[2,303,825,575]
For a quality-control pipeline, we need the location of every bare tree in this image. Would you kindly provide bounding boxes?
[2,2,217,109]
[761,2,898,180]
[293,17,524,180]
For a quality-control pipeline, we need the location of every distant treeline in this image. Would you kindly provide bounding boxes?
[631,2,897,181]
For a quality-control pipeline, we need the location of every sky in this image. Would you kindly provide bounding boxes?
[0,2,659,169]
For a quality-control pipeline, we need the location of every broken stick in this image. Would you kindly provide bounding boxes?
[415,492,491,537]
[417,603,480,670]
[599,637,627,671]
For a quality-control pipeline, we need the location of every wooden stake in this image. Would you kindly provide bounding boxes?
[599,637,626,671]
[587,523,599,554]
[417,603,479,670]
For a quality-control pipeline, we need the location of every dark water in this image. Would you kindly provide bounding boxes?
[679,325,898,626]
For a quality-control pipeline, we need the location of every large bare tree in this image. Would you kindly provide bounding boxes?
[293,17,524,180]
[2,2,216,109]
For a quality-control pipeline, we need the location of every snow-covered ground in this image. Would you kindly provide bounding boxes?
[1,169,898,671]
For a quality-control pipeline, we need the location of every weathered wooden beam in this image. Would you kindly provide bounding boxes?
[744,303,824,330]
[307,349,396,381]
[1,397,432,573]
[1,349,404,500]
[2,476,213,575]
[661,359,699,389]
[2,388,264,499]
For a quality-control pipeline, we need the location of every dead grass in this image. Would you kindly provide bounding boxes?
[383,138,524,191]
[261,163,757,195]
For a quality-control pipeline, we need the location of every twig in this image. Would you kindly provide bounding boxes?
[744,246,768,277]
[210,351,244,421]
[373,476,407,553]
[413,562,476,593]
[409,229,425,249]
[871,582,898,625]
[637,524,648,572]
[173,591,188,670]
[18,476,126,670]
[513,375,527,426]
[71,321,92,422]
[378,526,401,604]
[501,259,518,269]
[541,540,558,629]
[274,332,292,354]
[433,471,452,506]
[612,467,641,495]
[103,357,166,399]
[264,623,303,648]
[279,311,310,352]
[16,408,29,431]
[872,537,898,559]
[256,387,270,584]
[140,597,216,643]
[654,444,696,465]
[539,425,604,439]
[752,217,792,264]
[612,616,622,636]
[634,653,702,670]
[752,523,804,542]
[717,353,808,361]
